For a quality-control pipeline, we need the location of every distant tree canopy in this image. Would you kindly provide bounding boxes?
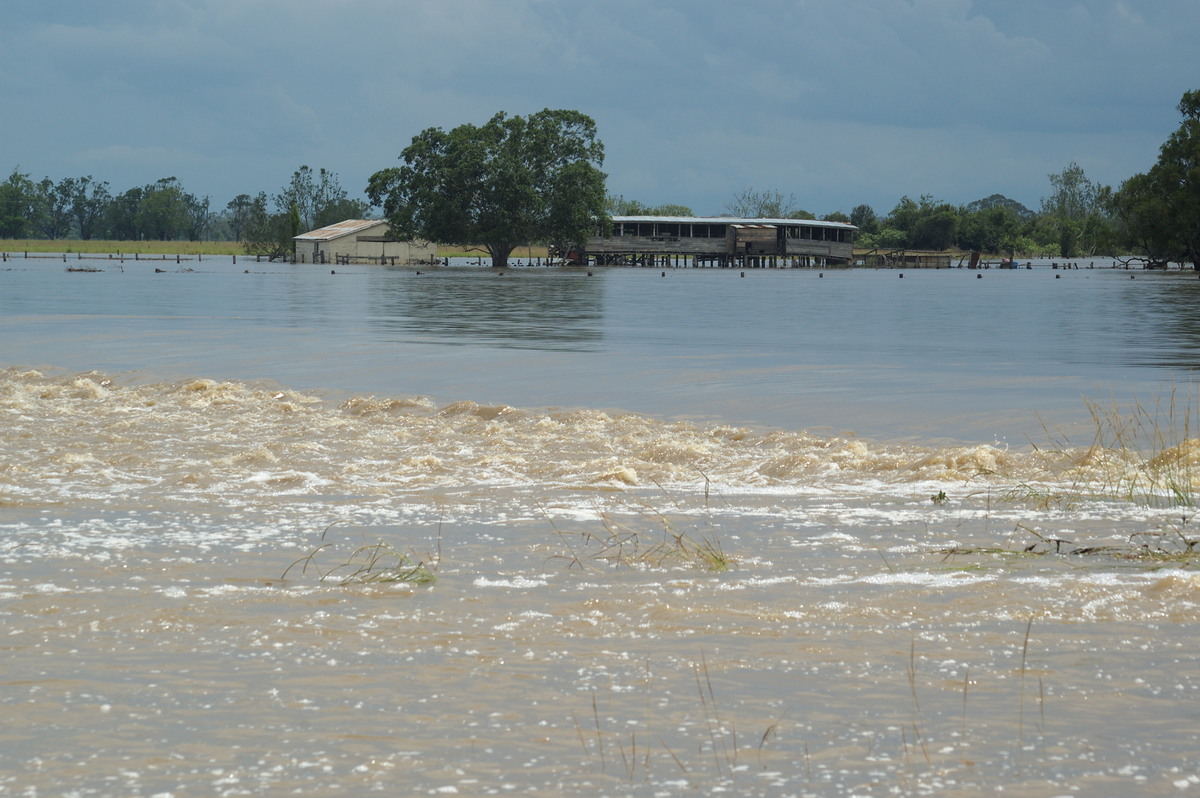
[724,187,810,219]
[606,194,693,217]
[276,165,367,232]
[367,109,608,268]
[0,166,366,247]
[1035,162,1116,258]
[839,182,1115,258]
[1112,89,1200,269]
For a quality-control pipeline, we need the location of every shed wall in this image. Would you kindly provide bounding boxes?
[295,221,436,264]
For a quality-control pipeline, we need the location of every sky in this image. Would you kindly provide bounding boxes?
[3,0,1198,219]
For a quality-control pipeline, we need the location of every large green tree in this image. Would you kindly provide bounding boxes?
[367,109,607,268]
[1112,90,1200,269]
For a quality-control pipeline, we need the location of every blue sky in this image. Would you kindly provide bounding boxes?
[3,0,1198,218]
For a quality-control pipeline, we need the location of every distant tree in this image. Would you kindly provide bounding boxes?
[225,194,257,242]
[368,109,608,268]
[1037,162,1114,258]
[242,192,293,259]
[33,177,75,239]
[964,193,1035,221]
[276,166,317,230]
[821,210,850,223]
[288,203,302,240]
[278,165,370,232]
[137,177,193,240]
[606,194,649,215]
[66,176,111,241]
[606,194,693,216]
[1112,89,1200,269]
[850,204,879,235]
[957,204,1025,254]
[724,187,801,218]
[185,194,211,241]
[885,195,959,250]
[104,186,145,240]
[856,226,906,250]
[0,169,39,238]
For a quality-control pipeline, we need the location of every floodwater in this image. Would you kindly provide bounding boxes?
[1,254,1199,796]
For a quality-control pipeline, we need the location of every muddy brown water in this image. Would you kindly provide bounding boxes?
[1,259,1198,794]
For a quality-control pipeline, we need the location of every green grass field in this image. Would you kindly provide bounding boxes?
[0,239,243,256]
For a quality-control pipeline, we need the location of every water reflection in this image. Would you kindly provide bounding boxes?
[1123,275,1200,368]
[365,267,605,350]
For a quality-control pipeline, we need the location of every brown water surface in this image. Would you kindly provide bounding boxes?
[2,368,1198,795]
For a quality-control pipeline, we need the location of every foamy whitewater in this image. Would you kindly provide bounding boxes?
[2,256,1199,795]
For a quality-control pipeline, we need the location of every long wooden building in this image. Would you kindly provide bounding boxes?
[581,215,857,268]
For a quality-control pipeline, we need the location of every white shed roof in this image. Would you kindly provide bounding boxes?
[293,219,385,242]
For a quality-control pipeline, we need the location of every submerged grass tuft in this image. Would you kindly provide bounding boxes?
[281,523,438,586]
[545,486,732,573]
[956,389,1200,566]
[938,516,1198,565]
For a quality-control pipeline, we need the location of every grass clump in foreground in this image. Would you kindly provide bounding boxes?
[1037,391,1199,509]
[546,485,732,572]
[933,391,1199,567]
[281,523,437,586]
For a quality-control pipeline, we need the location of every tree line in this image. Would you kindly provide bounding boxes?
[4,90,1197,268]
[0,165,367,257]
[366,92,1194,269]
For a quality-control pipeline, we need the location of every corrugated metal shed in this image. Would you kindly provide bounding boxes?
[292,219,436,265]
[293,219,382,242]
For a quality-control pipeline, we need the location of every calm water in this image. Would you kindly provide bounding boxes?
[2,254,1199,795]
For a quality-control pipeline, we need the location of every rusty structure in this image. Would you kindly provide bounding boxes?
[581,215,856,268]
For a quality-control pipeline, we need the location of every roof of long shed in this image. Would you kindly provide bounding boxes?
[293,219,385,241]
[611,215,856,229]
